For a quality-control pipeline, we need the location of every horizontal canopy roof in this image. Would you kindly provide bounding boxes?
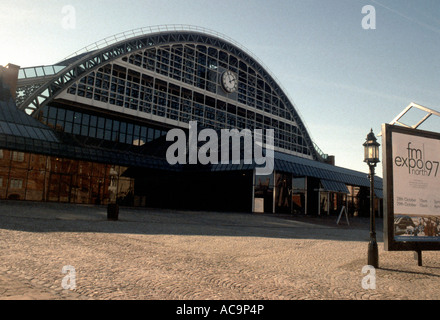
[273,151,382,190]
[209,150,382,192]
[321,179,350,194]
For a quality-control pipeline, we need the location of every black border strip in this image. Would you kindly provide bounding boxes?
[382,123,440,251]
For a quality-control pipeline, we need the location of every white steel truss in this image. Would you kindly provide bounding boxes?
[390,102,440,130]
[16,26,327,161]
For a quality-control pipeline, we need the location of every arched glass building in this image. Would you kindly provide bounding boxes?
[0,26,382,216]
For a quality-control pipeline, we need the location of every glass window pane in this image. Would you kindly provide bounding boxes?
[82,114,90,126]
[89,127,96,138]
[141,126,147,140]
[98,117,105,129]
[73,123,81,135]
[105,118,113,130]
[113,120,120,132]
[81,124,89,136]
[66,110,74,122]
[97,128,104,139]
[57,108,65,121]
[112,121,119,141]
[24,68,36,78]
[25,126,38,139]
[134,125,140,137]
[43,66,55,75]
[74,112,82,124]
[120,122,126,133]
[8,123,20,135]
[36,67,45,77]
[1,122,12,135]
[49,107,57,119]
[127,123,133,136]
[64,122,72,133]
[148,128,154,142]
[90,115,97,127]
[119,132,126,144]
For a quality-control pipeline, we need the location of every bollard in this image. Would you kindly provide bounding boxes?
[107,203,119,221]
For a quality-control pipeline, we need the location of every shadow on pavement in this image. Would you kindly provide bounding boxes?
[379,267,440,278]
[0,200,383,242]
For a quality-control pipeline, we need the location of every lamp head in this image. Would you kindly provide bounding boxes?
[363,129,380,165]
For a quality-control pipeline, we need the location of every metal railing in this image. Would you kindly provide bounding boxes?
[18,65,66,80]
[63,25,253,62]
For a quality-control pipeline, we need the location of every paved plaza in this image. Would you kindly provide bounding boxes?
[0,200,439,301]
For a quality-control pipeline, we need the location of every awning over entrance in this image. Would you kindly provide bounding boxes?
[374,189,384,199]
[273,151,382,196]
[178,149,384,198]
[320,179,349,194]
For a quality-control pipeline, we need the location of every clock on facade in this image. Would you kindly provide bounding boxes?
[221,70,238,93]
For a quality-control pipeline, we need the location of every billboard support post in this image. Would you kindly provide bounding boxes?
[414,250,422,266]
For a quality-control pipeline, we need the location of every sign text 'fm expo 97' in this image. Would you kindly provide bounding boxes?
[392,132,440,217]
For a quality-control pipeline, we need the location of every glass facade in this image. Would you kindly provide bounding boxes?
[7,28,382,215]
[275,172,292,214]
[292,177,306,214]
[252,171,382,216]
[38,105,168,148]
[0,149,133,204]
[0,144,381,215]
[63,43,311,156]
[254,172,274,213]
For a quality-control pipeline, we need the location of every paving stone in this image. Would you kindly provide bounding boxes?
[0,200,439,300]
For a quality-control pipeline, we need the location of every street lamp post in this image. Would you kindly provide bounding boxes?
[363,129,380,268]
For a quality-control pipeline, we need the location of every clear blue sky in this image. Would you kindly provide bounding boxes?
[1,0,439,176]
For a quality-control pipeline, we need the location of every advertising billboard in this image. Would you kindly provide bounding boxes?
[382,124,440,251]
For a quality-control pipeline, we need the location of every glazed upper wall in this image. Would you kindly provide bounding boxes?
[16,29,324,160]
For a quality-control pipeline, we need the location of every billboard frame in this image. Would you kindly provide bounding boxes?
[382,123,440,252]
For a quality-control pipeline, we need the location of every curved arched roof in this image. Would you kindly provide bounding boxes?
[16,25,326,161]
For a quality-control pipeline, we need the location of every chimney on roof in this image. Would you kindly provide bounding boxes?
[325,155,335,166]
[0,63,20,100]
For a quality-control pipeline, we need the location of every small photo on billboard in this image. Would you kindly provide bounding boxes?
[394,215,440,241]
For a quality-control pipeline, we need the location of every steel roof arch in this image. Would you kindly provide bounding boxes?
[18,25,324,161]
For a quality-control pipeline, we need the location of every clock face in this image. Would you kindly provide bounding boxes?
[221,70,238,93]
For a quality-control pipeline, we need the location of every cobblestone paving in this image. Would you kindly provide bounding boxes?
[0,200,439,300]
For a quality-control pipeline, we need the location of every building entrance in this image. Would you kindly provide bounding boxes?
[275,172,291,214]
